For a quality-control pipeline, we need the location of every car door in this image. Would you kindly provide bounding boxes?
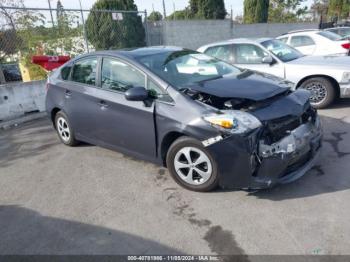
[91,56,158,159]
[204,44,235,64]
[289,35,316,55]
[232,43,285,78]
[62,56,100,141]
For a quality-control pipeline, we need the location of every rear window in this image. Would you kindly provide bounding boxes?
[317,31,342,41]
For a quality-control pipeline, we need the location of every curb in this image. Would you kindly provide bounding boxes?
[0,112,47,130]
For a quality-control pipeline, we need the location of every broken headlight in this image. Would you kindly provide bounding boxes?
[204,110,262,134]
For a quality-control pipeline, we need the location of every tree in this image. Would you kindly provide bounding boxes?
[167,9,191,20]
[148,11,163,21]
[243,0,269,23]
[310,0,329,21]
[268,0,308,23]
[328,0,350,21]
[56,0,69,35]
[189,0,226,19]
[85,0,145,50]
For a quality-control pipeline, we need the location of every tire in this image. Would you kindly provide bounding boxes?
[166,136,219,192]
[54,111,78,146]
[300,77,336,109]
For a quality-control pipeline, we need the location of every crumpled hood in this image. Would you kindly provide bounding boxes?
[185,70,291,101]
[288,55,350,69]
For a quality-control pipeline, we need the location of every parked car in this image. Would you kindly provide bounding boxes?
[0,63,22,84]
[276,29,350,56]
[46,47,322,192]
[198,38,350,108]
[325,26,350,39]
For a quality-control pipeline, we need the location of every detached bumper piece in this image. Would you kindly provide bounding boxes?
[251,116,322,189]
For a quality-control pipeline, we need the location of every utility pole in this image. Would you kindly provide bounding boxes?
[162,0,166,18]
[47,0,55,27]
[173,2,175,20]
[78,0,89,52]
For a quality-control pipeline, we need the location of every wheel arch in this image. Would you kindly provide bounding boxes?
[50,107,61,128]
[160,131,186,167]
[296,75,340,98]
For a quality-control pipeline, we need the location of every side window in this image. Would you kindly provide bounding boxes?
[147,78,173,103]
[278,37,288,43]
[234,44,269,64]
[290,36,315,47]
[101,57,145,92]
[71,58,97,85]
[61,64,72,80]
[205,45,234,63]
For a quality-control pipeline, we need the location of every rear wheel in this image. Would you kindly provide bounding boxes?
[300,77,336,109]
[54,111,78,146]
[166,137,219,192]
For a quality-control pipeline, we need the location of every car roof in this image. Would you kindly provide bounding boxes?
[325,26,350,30]
[199,38,273,49]
[285,29,320,34]
[77,46,186,60]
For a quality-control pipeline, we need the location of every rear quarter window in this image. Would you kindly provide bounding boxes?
[61,65,72,80]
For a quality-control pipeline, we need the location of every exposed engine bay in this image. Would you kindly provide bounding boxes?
[182,87,292,111]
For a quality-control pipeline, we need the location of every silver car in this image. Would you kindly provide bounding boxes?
[198,38,350,108]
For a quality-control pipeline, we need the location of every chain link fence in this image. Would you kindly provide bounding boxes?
[0,5,148,84]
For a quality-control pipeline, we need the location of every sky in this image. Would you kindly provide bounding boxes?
[23,0,315,18]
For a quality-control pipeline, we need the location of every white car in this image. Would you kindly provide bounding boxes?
[198,38,350,108]
[276,29,350,56]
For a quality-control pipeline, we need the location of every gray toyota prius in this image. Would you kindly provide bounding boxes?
[46,47,322,192]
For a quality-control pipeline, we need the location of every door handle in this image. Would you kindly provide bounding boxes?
[65,90,72,98]
[98,100,109,108]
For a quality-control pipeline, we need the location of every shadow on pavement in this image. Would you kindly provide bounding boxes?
[0,205,182,255]
[250,115,350,201]
[0,118,58,168]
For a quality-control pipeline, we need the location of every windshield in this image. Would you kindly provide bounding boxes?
[136,50,241,89]
[261,39,303,62]
[318,31,343,41]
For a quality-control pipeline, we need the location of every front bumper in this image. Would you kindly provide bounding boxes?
[339,82,350,98]
[206,116,322,189]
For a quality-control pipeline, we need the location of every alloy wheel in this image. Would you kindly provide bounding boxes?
[57,117,70,142]
[174,147,212,185]
[303,82,327,105]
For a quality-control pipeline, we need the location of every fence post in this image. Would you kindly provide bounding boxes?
[78,0,89,53]
[144,10,150,46]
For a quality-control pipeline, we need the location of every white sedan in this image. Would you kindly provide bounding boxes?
[276,29,350,56]
[198,38,350,108]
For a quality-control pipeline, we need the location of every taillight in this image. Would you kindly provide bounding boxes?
[342,43,350,49]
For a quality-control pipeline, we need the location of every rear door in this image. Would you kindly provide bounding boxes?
[91,56,157,159]
[289,35,316,55]
[63,56,100,140]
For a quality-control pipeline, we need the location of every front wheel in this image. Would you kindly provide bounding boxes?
[300,77,336,109]
[166,137,219,192]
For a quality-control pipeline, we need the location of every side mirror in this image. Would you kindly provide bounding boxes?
[262,56,274,65]
[125,86,149,101]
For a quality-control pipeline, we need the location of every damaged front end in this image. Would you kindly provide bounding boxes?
[191,88,322,189]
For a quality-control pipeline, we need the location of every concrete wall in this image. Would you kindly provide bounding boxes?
[0,80,46,122]
[232,22,319,38]
[148,21,319,49]
[160,20,233,50]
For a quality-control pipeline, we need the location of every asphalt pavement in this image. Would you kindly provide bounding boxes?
[1,100,350,255]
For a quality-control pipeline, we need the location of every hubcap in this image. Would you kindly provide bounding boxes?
[57,117,70,142]
[174,147,212,185]
[303,82,327,105]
